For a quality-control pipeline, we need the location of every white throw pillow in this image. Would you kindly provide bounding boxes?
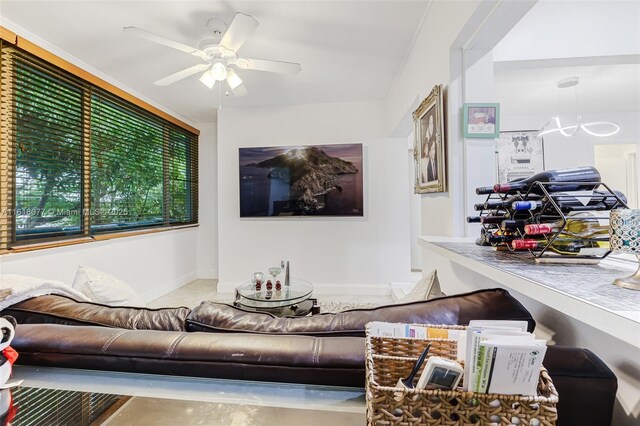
[397,270,444,303]
[72,265,145,307]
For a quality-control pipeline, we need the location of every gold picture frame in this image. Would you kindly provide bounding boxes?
[413,84,446,193]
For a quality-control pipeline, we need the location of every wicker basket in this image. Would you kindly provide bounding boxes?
[365,324,559,426]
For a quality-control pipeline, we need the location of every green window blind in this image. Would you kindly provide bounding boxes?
[0,41,198,249]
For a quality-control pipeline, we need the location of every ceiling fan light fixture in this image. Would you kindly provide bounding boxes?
[199,70,216,89]
[211,62,228,81]
[227,69,243,89]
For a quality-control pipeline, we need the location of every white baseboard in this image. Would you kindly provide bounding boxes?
[141,271,198,303]
[196,268,217,279]
[217,280,392,296]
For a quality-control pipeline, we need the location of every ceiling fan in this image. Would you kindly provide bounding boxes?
[124,13,301,97]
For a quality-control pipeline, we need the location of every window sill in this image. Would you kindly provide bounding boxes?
[2,224,198,255]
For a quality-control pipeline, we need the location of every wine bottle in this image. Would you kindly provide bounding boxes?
[500,219,528,230]
[467,216,482,223]
[476,177,529,195]
[485,232,516,244]
[524,211,610,238]
[480,215,509,224]
[492,166,601,195]
[512,190,627,211]
[512,237,609,255]
[483,194,541,210]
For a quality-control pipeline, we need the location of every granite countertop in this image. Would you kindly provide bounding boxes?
[430,241,640,315]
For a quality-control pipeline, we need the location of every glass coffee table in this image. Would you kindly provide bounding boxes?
[234,278,319,316]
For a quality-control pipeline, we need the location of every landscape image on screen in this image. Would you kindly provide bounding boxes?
[239,143,363,217]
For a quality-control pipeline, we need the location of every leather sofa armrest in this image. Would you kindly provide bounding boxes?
[544,346,617,426]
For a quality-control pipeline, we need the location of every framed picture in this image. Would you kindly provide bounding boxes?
[239,143,363,217]
[463,103,500,138]
[496,131,545,183]
[413,84,446,194]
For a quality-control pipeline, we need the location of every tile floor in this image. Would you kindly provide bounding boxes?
[14,279,380,425]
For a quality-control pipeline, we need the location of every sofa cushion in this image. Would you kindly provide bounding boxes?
[185,288,535,337]
[2,295,190,332]
[72,265,145,307]
[12,324,366,387]
[396,269,444,303]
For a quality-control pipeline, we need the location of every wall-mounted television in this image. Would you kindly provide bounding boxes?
[239,143,363,217]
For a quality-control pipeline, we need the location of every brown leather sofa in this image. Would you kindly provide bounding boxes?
[2,288,617,425]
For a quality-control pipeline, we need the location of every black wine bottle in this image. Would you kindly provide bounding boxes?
[485,233,516,244]
[501,219,528,230]
[512,190,627,211]
[492,167,601,195]
[476,177,529,195]
[480,215,509,224]
[483,194,542,210]
[467,216,482,223]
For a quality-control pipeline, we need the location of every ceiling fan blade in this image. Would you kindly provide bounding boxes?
[227,69,248,97]
[219,13,259,52]
[236,58,301,74]
[124,26,203,57]
[154,64,210,86]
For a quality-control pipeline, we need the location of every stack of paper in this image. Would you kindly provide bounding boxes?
[464,320,547,397]
[368,322,466,360]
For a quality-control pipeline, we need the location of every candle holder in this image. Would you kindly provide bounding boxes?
[610,209,640,290]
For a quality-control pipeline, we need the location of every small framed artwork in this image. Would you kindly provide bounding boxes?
[496,130,545,183]
[413,84,446,194]
[463,103,500,138]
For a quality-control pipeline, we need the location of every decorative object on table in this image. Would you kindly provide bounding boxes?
[469,166,628,263]
[496,130,545,183]
[610,209,640,290]
[250,272,264,286]
[268,266,282,280]
[538,77,620,138]
[413,84,446,194]
[238,143,363,217]
[0,316,20,389]
[283,260,290,286]
[463,103,500,139]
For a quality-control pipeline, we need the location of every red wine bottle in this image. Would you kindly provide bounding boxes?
[492,167,601,195]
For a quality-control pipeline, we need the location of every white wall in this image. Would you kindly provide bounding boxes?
[196,123,218,279]
[0,19,218,301]
[217,101,411,294]
[386,0,481,239]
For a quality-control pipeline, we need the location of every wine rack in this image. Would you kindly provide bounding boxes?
[474,181,628,263]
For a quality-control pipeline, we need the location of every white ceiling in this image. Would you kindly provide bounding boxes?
[493,0,640,117]
[1,1,428,123]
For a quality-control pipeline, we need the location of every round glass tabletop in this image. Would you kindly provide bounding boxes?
[235,277,313,309]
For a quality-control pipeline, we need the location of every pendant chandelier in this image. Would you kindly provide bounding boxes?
[538,77,620,138]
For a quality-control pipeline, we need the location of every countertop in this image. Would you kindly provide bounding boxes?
[419,236,640,349]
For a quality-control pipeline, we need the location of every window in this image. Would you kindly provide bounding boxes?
[0,36,198,250]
